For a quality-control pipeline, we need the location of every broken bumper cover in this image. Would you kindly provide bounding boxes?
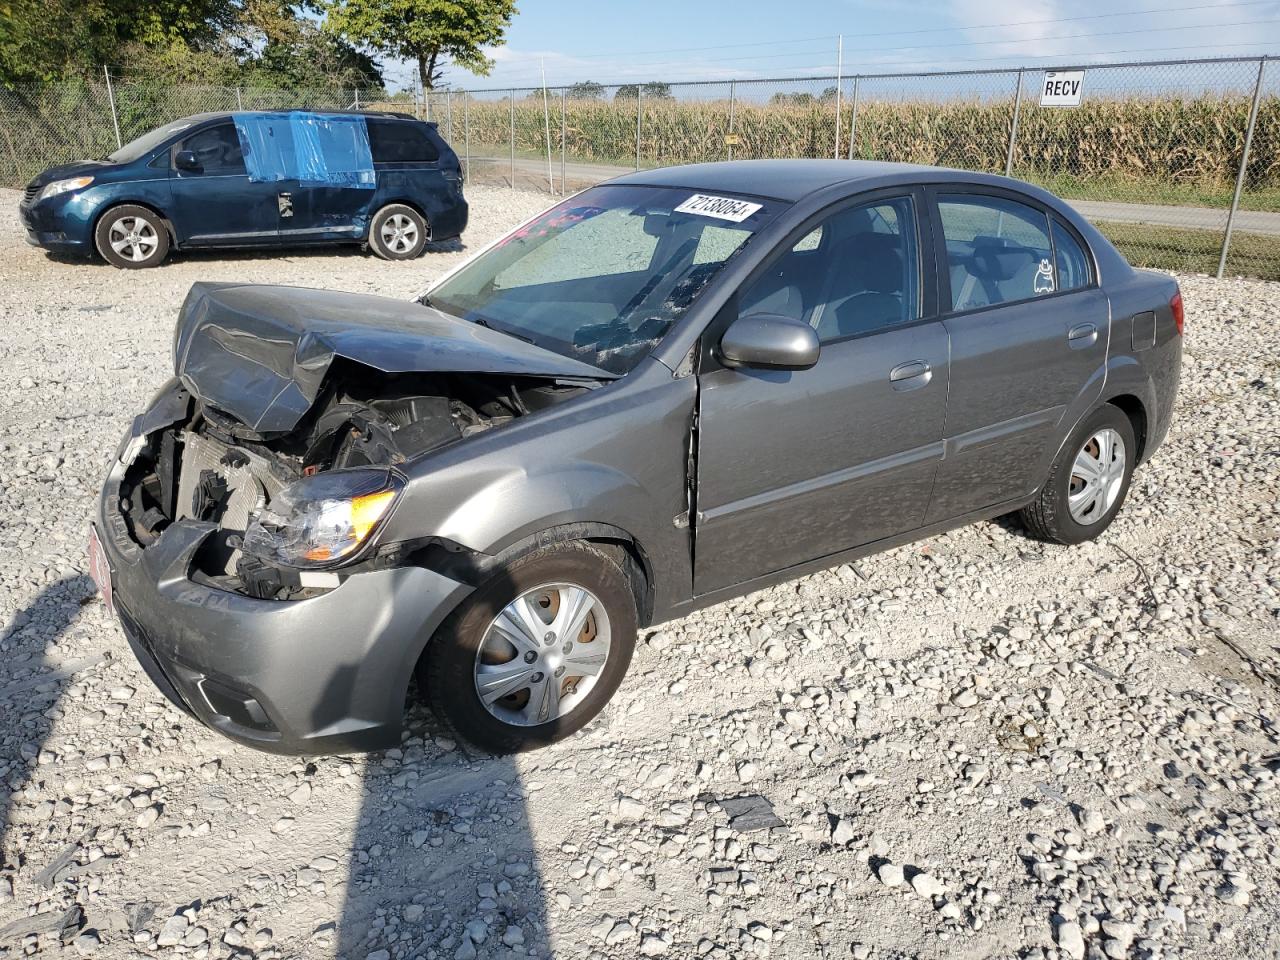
[96,446,473,755]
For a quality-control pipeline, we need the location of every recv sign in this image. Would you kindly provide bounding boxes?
[1040,70,1085,107]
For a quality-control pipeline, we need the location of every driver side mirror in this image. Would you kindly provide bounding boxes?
[174,150,200,172]
[719,314,820,370]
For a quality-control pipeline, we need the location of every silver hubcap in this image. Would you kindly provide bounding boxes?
[1068,428,1127,525]
[474,583,611,727]
[107,216,158,262]
[380,213,419,253]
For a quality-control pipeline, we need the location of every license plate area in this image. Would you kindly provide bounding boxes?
[88,525,114,617]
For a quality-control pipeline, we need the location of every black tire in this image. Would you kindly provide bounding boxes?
[368,204,428,260]
[421,541,637,754]
[94,204,170,269]
[1020,404,1136,545]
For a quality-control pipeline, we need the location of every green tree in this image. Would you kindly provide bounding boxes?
[324,0,516,92]
[614,81,673,102]
[566,80,603,100]
[0,0,232,84]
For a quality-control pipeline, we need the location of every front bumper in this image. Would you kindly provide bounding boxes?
[96,430,473,755]
[19,198,93,254]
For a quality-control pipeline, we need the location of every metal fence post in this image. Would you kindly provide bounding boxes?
[728,80,736,161]
[235,86,243,110]
[354,88,360,109]
[446,90,453,142]
[542,82,553,194]
[1218,57,1266,278]
[635,87,643,171]
[1005,69,1024,177]
[103,66,122,150]
[560,91,567,195]
[833,35,843,159]
[463,94,470,182]
[846,76,860,160]
[509,88,516,189]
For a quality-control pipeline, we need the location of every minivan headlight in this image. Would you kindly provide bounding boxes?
[242,469,403,568]
[38,176,95,201]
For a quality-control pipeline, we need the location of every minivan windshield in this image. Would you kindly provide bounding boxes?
[107,117,201,164]
[425,184,784,374]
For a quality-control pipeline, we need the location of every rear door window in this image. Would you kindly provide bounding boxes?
[1051,219,1091,291]
[367,119,440,164]
[937,194,1055,311]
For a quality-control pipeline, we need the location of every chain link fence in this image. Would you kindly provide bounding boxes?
[1,56,1276,279]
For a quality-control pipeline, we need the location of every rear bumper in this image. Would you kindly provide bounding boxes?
[431,196,468,241]
[96,419,473,754]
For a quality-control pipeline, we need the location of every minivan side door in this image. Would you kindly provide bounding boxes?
[167,121,281,246]
[693,190,951,595]
[923,188,1108,523]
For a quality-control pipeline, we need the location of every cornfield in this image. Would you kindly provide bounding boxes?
[460,93,1280,198]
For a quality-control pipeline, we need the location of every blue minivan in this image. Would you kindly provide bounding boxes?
[19,110,468,268]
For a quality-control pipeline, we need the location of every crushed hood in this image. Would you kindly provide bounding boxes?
[174,282,614,434]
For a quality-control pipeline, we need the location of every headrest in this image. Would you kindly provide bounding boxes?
[970,235,1037,282]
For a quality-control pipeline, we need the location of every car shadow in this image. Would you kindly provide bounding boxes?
[326,562,553,959]
[39,237,467,270]
[0,574,554,957]
[0,575,100,859]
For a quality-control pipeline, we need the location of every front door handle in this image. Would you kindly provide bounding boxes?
[889,359,932,391]
[1068,322,1097,348]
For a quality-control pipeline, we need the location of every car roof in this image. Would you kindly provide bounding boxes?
[608,159,1026,203]
[179,109,425,124]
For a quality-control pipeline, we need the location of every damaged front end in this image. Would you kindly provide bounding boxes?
[117,282,605,600]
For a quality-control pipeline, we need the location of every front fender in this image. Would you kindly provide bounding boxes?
[382,367,698,618]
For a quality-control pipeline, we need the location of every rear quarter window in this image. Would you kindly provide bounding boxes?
[367,119,440,164]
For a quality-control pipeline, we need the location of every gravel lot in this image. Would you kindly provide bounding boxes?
[0,184,1278,960]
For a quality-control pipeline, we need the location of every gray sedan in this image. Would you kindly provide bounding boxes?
[92,160,1183,754]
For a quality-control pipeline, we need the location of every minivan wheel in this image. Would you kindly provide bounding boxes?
[421,542,637,754]
[94,205,170,268]
[1020,404,1136,545]
[369,204,428,260]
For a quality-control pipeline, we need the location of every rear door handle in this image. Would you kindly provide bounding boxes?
[1068,322,1097,348]
[889,359,932,391]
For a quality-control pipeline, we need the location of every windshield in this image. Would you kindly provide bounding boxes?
[107,117,201,164]
[425,184,784,374]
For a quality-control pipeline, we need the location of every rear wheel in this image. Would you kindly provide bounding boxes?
[368,204,428,260]
[1020,404,1136,545]
[94,205,169,268]
[421,542,637,754]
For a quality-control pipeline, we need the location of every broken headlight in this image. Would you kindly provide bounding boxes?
[241,468,403,568]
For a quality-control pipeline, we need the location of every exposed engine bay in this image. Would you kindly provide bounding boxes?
[118,367,587,598]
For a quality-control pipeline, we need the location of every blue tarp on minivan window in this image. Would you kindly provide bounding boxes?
[233,112,376,189]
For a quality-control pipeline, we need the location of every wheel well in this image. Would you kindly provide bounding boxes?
[374,199,431,235]
[1107,394,1148,461]
[92,201,176,249]
[405,524,656,704]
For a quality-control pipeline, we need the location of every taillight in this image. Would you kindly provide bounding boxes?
[1170,290,1185,336]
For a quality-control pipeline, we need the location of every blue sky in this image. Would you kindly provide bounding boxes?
[381,0,1280,90]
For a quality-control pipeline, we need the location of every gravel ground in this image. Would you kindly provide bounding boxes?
[0,184,1278,960]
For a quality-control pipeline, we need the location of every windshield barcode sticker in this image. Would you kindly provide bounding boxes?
[674,194,763,223]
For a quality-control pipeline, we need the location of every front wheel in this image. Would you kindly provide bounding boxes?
[94,205,169,268]
[368,204,428,260]
[1020,404,1136,545]
[421,542,637,754]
